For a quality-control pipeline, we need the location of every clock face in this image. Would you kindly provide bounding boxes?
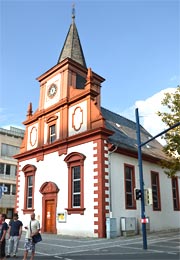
[48,84,57,98]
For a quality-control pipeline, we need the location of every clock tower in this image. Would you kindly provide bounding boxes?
[20,8,106,157]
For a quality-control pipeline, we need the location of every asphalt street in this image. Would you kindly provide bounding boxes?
[7,230,180,260]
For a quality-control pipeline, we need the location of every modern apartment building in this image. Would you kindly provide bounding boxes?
[0,126,24,218]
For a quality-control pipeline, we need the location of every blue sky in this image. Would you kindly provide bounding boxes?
[0,0,179,131]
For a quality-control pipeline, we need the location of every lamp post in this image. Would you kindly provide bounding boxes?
[135,108,147,249]
[135,107,180,250]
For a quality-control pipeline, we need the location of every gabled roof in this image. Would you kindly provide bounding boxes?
[57,11,87,68]
[101,107,167,160]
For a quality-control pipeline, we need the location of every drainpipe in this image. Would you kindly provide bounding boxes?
[108,144,118,217]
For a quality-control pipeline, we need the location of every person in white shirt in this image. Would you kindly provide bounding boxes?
[22,213,40,260]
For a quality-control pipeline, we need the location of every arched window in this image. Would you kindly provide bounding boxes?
[22,164,37,214]
[64,152,86,215]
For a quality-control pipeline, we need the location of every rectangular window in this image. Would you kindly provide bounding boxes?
[11,165,17,176]
[151,171,161,210]
[0,163,4,174]
[65,153,85,215]
[12,184,16,195]
[72,166,81,207]
[27,176,33,208]
[0,163,17,176]
[5,164,11,175]
[4,184,10,195]
[172,177,180,211]
[1,143,20,157]
[49,125,56,143]
[23,165,36,214]
[124,164,136,209]
[76,74,86,89]
[7,208,13,219]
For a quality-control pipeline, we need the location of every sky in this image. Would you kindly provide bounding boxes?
[0,0,179,144]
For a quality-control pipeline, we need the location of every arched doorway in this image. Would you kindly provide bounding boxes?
[40,182,59,234]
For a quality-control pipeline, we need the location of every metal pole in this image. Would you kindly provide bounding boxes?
[135,108,147,250]
[140,121,180,147]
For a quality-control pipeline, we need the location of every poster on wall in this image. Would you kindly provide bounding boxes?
[57,212,67,223]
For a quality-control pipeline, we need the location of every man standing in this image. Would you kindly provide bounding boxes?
[23,213,40,260]
[6,213,23,258]
[0,213,8,260]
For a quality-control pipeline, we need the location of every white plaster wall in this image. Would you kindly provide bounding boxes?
[109,153,180,236]
[18,141,96,237]
[57,142,96,237]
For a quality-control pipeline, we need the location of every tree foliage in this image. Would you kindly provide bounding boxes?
[157,86,180,177]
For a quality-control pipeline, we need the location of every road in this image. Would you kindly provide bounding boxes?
[13,230,179,259]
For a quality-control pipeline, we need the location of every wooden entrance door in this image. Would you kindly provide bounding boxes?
[45,200,55,233]
[40,181,59,233]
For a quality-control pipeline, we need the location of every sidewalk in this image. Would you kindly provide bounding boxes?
[22,228,179,241]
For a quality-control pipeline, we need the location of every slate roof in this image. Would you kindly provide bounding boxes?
[57,10,166,162]
[57,15,87,68]
[101,107,167,160]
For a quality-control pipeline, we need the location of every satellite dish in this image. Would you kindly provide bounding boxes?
[0,187,2,199]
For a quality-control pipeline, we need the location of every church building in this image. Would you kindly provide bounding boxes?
[15,10,180,238]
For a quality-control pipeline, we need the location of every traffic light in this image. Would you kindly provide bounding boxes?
[144,188,153,205]
[135,188,142,200]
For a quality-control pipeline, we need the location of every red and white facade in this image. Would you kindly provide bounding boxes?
[15,17,180,238]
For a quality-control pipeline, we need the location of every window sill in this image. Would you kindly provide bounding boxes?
[22,209,35,214]
[65,207,86,215]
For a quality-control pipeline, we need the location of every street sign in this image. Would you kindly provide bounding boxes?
[0,185,8,193]
[0,186,2,199]
[141,218,149,224]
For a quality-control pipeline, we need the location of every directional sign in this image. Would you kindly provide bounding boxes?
[2,186,7,192]
[0,185,7,193]
[0,186,2,199]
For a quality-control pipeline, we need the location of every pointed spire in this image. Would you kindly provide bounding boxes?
[57,5,87,68]
[26,102,33,119]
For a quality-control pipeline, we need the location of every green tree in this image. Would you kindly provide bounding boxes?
[157,86,180,177]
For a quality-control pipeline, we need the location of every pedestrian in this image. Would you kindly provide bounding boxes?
[0,217,2,233]
[22,213,40,260]
[0,213,8,260]
[6,212,23,258]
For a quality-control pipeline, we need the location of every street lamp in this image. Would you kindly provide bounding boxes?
[136,108,147,249]
[135,108,180,250]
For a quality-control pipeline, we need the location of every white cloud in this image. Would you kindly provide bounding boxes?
[121,88,177,145]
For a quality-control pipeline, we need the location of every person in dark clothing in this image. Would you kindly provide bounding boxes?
[0,213,8,260]
[6,213,23,258]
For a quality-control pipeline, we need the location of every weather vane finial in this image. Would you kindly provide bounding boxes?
[72,3,75,21]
